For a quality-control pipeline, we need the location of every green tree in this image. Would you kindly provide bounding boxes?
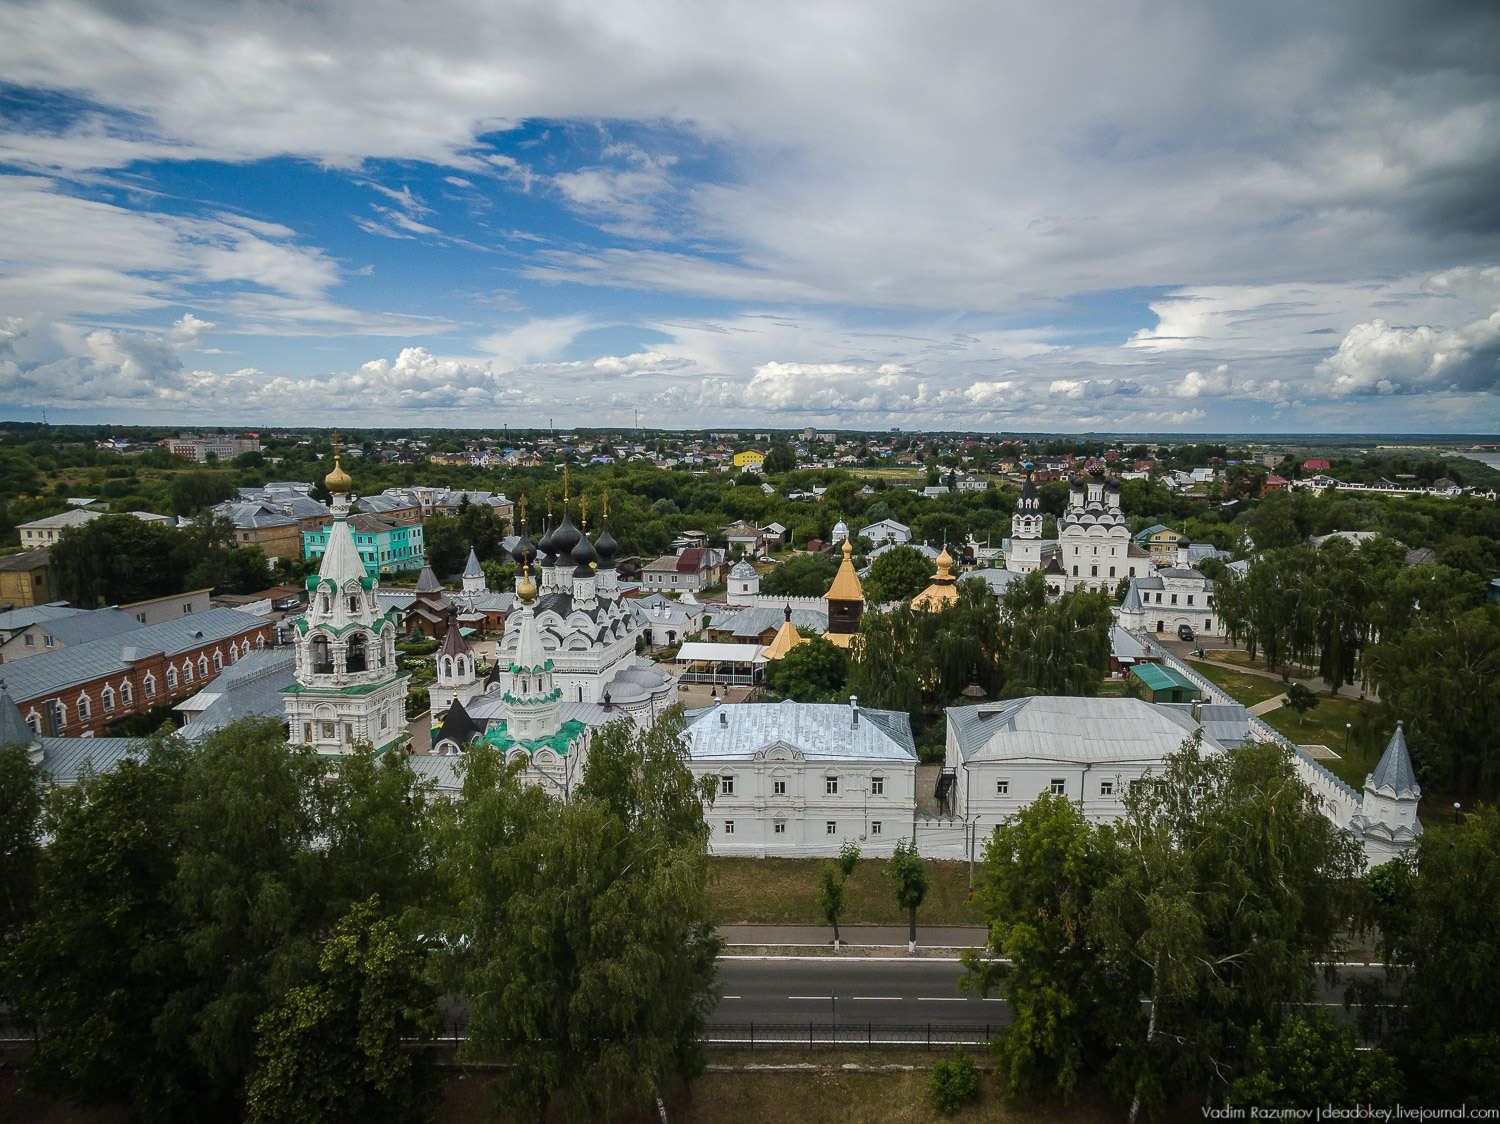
[1284,681,1319,725]
[763,443,797,474]
[765,635,848,702]
[1246,490,1304,549]
[169,470,237,517]
[0,742,45,989]
[1093,737,1363,1120]
[1001,575,1113,698]
[862,544,935,604]
[762,551,840,597]
[964,794,1130,1100]
[818,841,861,948]
[165,718,325,1111]
[887,837,930,952]
[445,709,721,1121]
[1365,807,1500,1105]
[245,898,438,1124]
[1363,607,1500,797]
[1228,1013,1402,1109]
[7,740,196,1113]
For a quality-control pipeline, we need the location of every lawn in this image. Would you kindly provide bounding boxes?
[1260,693,1385,783]
[709,857,981,926]
[1184,658,1287,707]
[1204,648,1318,680]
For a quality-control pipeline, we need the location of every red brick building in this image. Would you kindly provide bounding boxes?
[3,607,275,738]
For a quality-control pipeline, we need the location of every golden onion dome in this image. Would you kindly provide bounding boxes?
[324,452,353,495]
[516,567,538,603]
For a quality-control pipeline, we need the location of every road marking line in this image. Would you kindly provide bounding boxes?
[788,995,833,1000]
[981,998,1005,1002]
[721,955,970,963]
[848,996,902,1001]
[917,997,967,1002]
[721,995,741,1000]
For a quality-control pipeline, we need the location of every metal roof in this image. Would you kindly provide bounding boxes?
[38,737,143,786]
[177,650,296,741]
[2,607,269,702]
[1368,722,1420,797]
[1129,663,1202,693]
[28,608,140,647]
[685,699,916,763]
[710,604,827,638]
[0,602,81,632]
[947,696,1217,764]
[675,642,767,664]
[1110,624,1149,662]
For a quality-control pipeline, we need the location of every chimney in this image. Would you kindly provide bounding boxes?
[850,694,859,725]
[1192,698,1203,723]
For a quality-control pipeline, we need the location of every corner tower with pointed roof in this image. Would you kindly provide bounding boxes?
[428,608,480,717]
[1349,721,1423,866]
[282,450,410,754]
[461,548,486,594]
[824,540,865,648]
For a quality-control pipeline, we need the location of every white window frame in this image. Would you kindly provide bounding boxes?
[996,779,1009,795]
[871,775,884,796]
[825,776,839,795]
[825,821,837,835]
[724,820,735,835]
[773,779,786,796]
[1049,778,1067,796]
[720,775,735,797]
[870,820,882,835]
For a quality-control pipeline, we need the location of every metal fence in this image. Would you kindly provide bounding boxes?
[705,1023,998,1048]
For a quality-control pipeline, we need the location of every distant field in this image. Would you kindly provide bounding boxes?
[710,856,980,927]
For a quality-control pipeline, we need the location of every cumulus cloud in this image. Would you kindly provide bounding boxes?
[1174,364,1232,398]
[1317,310,1500,396]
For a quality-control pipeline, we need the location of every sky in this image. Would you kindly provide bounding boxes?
[0,0,1498,434]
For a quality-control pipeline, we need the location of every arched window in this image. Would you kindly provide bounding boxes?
[347,632,368,674]
[348,595,360,614]
[26,710,41,735]
[310,634,333,675]
[182,659,194,683]
[198,655,209,677]
[166,667,178,691]
[212,650,223,671]
[121,680,133,707]
[77,693,91,720]
[143,673,157,698]
[49,700,66,730]
[255,634,265,650]
[102,685,116,711]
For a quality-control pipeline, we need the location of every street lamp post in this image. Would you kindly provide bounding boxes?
[1454,802,1462,825]
[1344,723,1352,756]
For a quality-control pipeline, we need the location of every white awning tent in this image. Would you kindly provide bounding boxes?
[673,642,766,686]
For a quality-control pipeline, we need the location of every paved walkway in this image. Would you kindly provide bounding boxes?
[721,924,987,948]
[1247,694,1288,716]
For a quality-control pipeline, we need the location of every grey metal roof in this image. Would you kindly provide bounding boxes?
[408,754,462,792]
[1110,624,1148,662]
[38,737,143,785]
[0,688,36,745]
[0,602,81,633]
[2,607,269,702]
[463,549,484,579]
[728,559,758,580]
[1368,722,1420,797]
[1161,702,1251,748]
[685,699,916,763]
[215,501,300,529]
[177,650,296,741]
[1120,581,1144,612]
[709,604,827,638]
[947,696,1220,764]
[31,608,140,647]
[968,568,1024,596]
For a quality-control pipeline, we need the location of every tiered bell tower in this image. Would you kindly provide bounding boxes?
[282,444,410,754]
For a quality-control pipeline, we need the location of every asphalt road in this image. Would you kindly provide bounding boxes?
[710,956,1387,1029]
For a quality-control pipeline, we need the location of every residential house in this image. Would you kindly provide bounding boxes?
[0,549,53,609]
[858,519,912,546]
[303,513,425,578]
[639,546,726,593]
[0,606,141,663]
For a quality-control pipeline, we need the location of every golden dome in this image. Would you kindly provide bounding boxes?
[324,452,353,495]
[824,539,865,603]
[934,547,953,577]
[516,564,538,603]
[911,547,959,612]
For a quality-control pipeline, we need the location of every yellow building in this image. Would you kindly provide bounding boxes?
[733,450,766,470]
[0,549,53,609]
[911,548,960,611]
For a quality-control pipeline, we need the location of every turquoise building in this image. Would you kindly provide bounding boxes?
[304,513,425,578]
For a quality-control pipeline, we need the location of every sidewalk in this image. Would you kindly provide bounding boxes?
[720,923,987,949]
[1247,694,1287,716]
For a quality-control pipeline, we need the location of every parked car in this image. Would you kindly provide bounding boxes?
[1177,624,1195,641]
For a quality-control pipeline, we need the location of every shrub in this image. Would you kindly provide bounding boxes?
[930,1048,980,1115]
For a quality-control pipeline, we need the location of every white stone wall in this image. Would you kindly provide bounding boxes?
[696,755,917,857]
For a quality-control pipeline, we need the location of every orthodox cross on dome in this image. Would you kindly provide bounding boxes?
[602,490,610,519]
[562,464,570,507]
[516,493,528,533]
[579,494,589,531]
[545,490,554,521]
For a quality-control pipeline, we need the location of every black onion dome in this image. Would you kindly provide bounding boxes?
[537,520,557,563]
[593,523,618,568]
[1104,475,1121,492]
[571,528,600,577]
[511,531,536,571]
[1088,461,1106,478]
[551,511,581,560]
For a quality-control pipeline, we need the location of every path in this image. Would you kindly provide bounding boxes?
[1156,636,1381,704]
[721,924,987,949]
[1247,694,1287,716]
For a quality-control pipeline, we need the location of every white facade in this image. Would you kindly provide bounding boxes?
[858,519,911,547]
[944,697,1224,827]
[686,698,918,857]
[1118,567,1222,637]
[1012,467,1153,594]
[726,558,760,606]
[282,465,410,755]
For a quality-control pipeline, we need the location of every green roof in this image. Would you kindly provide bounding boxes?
[1129,663,1200,693]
